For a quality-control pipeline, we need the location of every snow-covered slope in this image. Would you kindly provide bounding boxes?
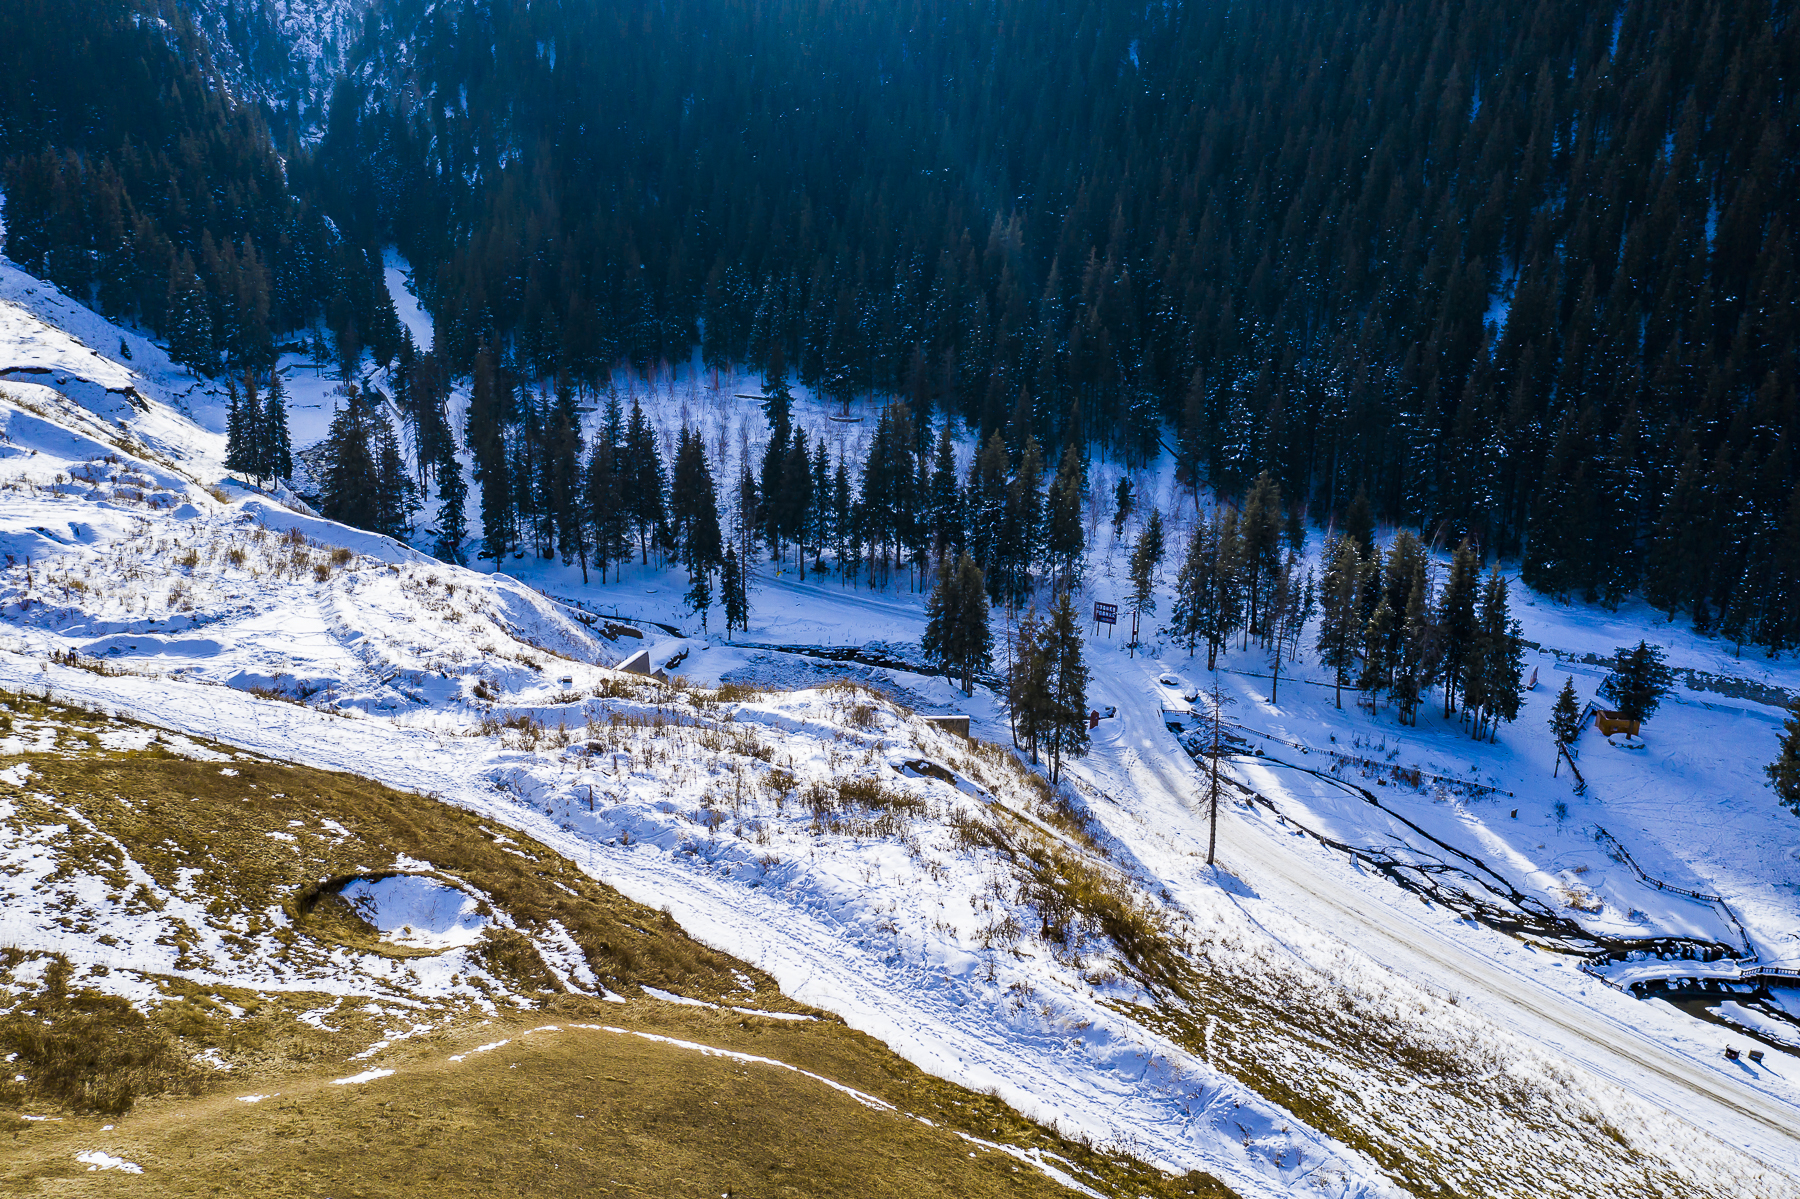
[1,250,1797,1197]
[0,260,227,473]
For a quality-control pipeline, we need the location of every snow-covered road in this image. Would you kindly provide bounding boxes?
[1079,650,1800,1180]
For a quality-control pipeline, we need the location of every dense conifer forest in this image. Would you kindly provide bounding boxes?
[0,0,397,374]
[2,0,1798,652]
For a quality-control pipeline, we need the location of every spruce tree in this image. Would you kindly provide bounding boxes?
[432,441,468,564]
[164,256,214,374]
[1393,572,1432,726]
[926,422,963,570]
[1169,520,1212,657]
[584,436,627,581]
[1436,539,1479,715]
[1766,701,1800,817]
[373,415,418,541]
[1044,442,1086,594]
[621,398,668,564]
[261,371,292,484]
[466,347,513,563]
[1599,641,1673,724]
[966,431,1009,584]
[759,346,795,538]
[1358,594,1396,704]
[319,392,380,532]
[686,567,714,630]
[1467,570,1524,740]
[224,376,253,481]
[1007,605,1052,760]
[1316,535,1362,709]
[806,438,833,572]
[1203,507,1245,670]
[1112,476,1133,538]
[1550,677,1583,750]
[1126,507,1165,647]
[922,552,993,695]
[1042,589,1090,784]
[670,426,724,607]
[1239,471,1283,636]
[546,374,584,569]
[721,543,749,635]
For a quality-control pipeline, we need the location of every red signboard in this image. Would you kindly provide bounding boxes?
[1093,602,1118,625]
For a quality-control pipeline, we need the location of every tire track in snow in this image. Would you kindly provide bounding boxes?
[1117,706,1800,1181]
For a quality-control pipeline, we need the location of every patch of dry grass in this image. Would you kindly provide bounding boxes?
[0,691,1236,1199]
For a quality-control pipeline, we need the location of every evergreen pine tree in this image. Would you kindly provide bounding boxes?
[1550,677,1583,749]
[1436,539,1479,715]
[1042,589,1090,784]
[1239,471,1284,636]
[831,452,853,580]
[966,431,1010,585]
[686,567,714,631]
[1766,701,1800,817]
[1169,519,1212,657]
[224,375,253,480]
[373,415,419,541]
[1204,507,1245,670]
[1316,534,1362,709]
[922,552,993,694]
[1007,605,1052,761]
[1126,508,1165,647]
[1393,571,1432,726]
[1044,442,1086,595]
[546,374,585,570]
[721,544,749,635]
[1112,476,1133,538]
[1467,569,1524,740]
[584,436,627,581]
[926,422,963,571]
[806,439,833,572]
[164,255,214,374]
[1599,641,1673,725]
[1357,594,1396,704]
[759,345,795,541]
[319,391,380,532]
[466,347,513,564]
[432,441,468,564]
[621,398,669,564]
[261,371,292,485]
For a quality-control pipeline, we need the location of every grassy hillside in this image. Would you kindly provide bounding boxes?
[0,690,1231,1198]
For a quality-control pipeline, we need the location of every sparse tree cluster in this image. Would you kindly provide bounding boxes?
[223,369,293,489]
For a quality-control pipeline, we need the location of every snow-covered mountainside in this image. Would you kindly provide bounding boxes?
[2,251,1799,1198]
[184,0,372,126]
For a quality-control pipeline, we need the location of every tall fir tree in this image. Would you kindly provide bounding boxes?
[432,441,469,564]
[1766,701,1800,817]
[1044,442,1086,595]
[1126,507,1165,644]
[721,543,749,635]
[922,552,993,695]
[1041,589,1090,784]
[1436,539,1480,716]
[466,347,513,564]
[1550,677,1583,750]
[1599,641,1673,725]
[261,370,292,485]
[621,398,669,564]
[319,391,380,532]
[1316,534,1363,709]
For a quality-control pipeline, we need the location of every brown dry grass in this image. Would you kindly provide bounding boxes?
[1,1008,1232,1198]
[0,691,1236,1199]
